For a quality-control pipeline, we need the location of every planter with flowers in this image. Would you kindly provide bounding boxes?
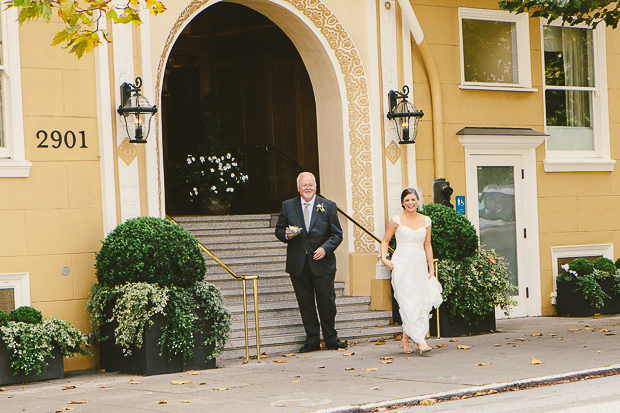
[556,257,620,316]
[177,139,248,214]
[0,306,90,386]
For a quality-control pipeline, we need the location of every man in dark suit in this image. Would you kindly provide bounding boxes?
[275,172,347,352]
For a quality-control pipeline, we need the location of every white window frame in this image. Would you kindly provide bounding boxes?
[550,244,614,292]
[541,21,614,172]
[0,7,31,178]
[458,8,534,92]
[0,272,31,310]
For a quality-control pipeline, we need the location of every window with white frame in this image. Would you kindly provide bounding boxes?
[459,8,532,91]
[542,22,614,172]
[0,7,30,178]
[550,244,614,292]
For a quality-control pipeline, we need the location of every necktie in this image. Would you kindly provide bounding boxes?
[303,202,311,230]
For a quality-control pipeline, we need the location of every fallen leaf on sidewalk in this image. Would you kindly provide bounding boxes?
[515,338,527,341]
[342,352,355,356]
[188,371,201,375]
[380,361,392,364]
[213,387,229,391]
[68,401,88,404]
[494,344,501,347]
[376,407,388,411]
[420,399,436,406]
[171,380,190,385]
[584,327,593,330]
[291,380,301,383]
[374,341,386,345]
[344,367,355,371]
[406,357,414,359]
[370,386,381,391]
[338,348,347,352]
[0,388,4,391]
[283,353,296,357]
[474,362,493,366]
[181,400,191,403]
[273,360,287,363]
[259,353,270,359]
[449,339,458,342]
[303,356,311,358]
[199,382,207,385]
[362,368,378,372]
[55,408,75,412]
[99,386,113,389]
[531,333,543,336]
[598,329,609,332]
[128,381,142,385]
[379,356,393,360]
[435,344,446,348]
[395,333,403,340]
[597,350,601,353]
[606,332,617,336]
[318,365,325,368]
[549,333,557,337]
[157,399,169,404]
[457,345,470,350]
[531,356,543,365]
[62,385,76,390]
[568,328,581,332]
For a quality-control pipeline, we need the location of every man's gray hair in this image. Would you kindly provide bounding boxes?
[296,172,316,186]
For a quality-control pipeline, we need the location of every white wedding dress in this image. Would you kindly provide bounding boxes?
[390,214,443,344]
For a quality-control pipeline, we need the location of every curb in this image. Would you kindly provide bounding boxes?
[312,364,620,413]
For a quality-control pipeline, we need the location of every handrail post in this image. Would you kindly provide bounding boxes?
[242,278,250,363]
[253,277,261,362]
[434,259,440,339]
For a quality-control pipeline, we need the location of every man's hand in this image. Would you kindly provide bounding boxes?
[285,228,298,239]
[313,247,326,260]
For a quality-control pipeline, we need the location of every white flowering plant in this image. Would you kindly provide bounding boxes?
[177,139,249,203]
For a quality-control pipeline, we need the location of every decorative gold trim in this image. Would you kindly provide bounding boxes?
[386,140,400,165]
[154,0,375,252]
[118,138,138,166]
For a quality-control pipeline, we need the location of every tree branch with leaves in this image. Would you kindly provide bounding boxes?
[499,1,620,28]
[5,0,167,58]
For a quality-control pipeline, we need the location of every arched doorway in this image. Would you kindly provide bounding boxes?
[162,2,319,215]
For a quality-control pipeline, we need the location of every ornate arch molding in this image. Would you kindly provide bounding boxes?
[154,0,375,252]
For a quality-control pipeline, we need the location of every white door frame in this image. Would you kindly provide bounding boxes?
[458,130,545,317]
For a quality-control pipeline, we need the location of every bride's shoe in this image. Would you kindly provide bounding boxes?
[401,337,412,354]
[417,342,432,355]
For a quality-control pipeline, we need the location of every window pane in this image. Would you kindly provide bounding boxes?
[462,19,518,84]
[546,89,594,150]
[544,26,594,87]
[0,288,15,313]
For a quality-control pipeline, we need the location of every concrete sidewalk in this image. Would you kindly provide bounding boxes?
[2,315,620,413]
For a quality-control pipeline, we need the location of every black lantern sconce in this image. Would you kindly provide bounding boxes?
[386,85,423,144]
[117,77,158,144]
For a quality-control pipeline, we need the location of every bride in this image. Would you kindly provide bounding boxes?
[380,188,443,354]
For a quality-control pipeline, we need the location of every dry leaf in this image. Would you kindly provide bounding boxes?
[157,399,169,404]
[449,339,458,342]
[303,356,311,358]
[62,385,76,390]
[344,367,355,371]
[181,400,191,403]
[494,344,501,347]
[213,387,229,391]
[598,329,609,332]
[337,348,347,352]
[420,399,436,406]
[380,361,393,364]
[362,367,378,372]
[283,353,296,357]
[606,332,617,336]
[370,386,380,391]
[474,362,493,366]
[516,338,527,342]
[568,328,581,332]
[549,333,557,337]
[129,381,142,385]
[597,350,602,354]
[457,345,470,350]
[435,344,446,348]
[171,380,190,385]
[376,408,387,412]
[318,365,325,369]
[406,357,414,360]
[99,385,114,389]
[379,356,394,360]
[187,371,201,375]
[375,341,386,345]
[585,327,593,330]
[342,352,355,356]
[68,401,88,404]
[376,324,384,327]
[531,356,543,365]
[531,333,543,337]
[199,382,207,385]
[0,388,5,391]
[273,360,287,363]
[291,380,301,383]
[558,337,564,341]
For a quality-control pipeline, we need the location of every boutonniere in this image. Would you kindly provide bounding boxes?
[316,203,325,213]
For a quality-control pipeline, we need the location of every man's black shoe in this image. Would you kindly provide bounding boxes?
[325,340,347,350]
[299,343,321,353]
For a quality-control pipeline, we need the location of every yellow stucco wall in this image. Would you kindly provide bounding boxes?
[0,19,103,370]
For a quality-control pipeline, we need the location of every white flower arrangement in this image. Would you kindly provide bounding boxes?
[316,203,325,213]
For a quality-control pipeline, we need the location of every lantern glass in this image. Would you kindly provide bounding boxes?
[120,94,155,143]
[392,100,421,144]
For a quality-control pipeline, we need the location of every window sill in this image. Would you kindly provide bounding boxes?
[0,159,33,177]
[543,158,616,172]
[459,84,538,92]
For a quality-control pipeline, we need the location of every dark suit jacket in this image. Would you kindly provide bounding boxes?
[275,196,343,277]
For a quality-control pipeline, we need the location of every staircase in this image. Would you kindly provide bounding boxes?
[174,214,401,359]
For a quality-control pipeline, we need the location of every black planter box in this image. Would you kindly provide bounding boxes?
[0,341,64,386]
[428,305,496,337]
[556,278,620,316]
[100,312,216,376]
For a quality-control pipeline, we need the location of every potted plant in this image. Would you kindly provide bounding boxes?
[419,204,516,337]
[176,138,249,213]
[0,306,90,386]
[87,216,231,376]
[556,257,620,316]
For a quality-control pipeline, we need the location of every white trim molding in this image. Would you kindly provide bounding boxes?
[0,273,31,309]
[458,7,532,91]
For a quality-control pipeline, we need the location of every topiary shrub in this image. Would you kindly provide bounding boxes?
[615,257,620,270]
[568,258,594,277]
[9,306,43,324]
[0,310,8,327]
[95,217,207,288]
[592,257,616,277]
[421,203,478,261]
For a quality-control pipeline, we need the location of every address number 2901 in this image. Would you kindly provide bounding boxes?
[37,130,87,149]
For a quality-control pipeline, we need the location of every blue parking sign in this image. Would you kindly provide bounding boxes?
[456,196,465,215]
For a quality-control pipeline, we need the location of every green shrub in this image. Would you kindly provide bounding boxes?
[95,217,207,288]
[0,310,8,327]
[568,258,593,277]
[9,306,43,324]
[592,258,616,277]
[577,272,609,308]
[616,257,620,270]
[421,203,478,261]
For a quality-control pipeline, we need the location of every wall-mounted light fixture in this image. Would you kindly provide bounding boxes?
[117,77,158,144]
[386,85,423,144]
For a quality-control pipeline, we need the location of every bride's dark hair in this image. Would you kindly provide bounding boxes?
[400,187,423,211]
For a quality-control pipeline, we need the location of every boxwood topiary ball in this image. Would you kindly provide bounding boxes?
[421,203,478,261]
[95,217,207,288]
[0,310,9,327]
[616,257,620,270]
[568,258,594,277]
[9,306,43,324]
[592,257,616,276]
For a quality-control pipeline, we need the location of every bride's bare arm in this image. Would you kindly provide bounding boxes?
[380,219,398,270]
[424,225,434,278]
